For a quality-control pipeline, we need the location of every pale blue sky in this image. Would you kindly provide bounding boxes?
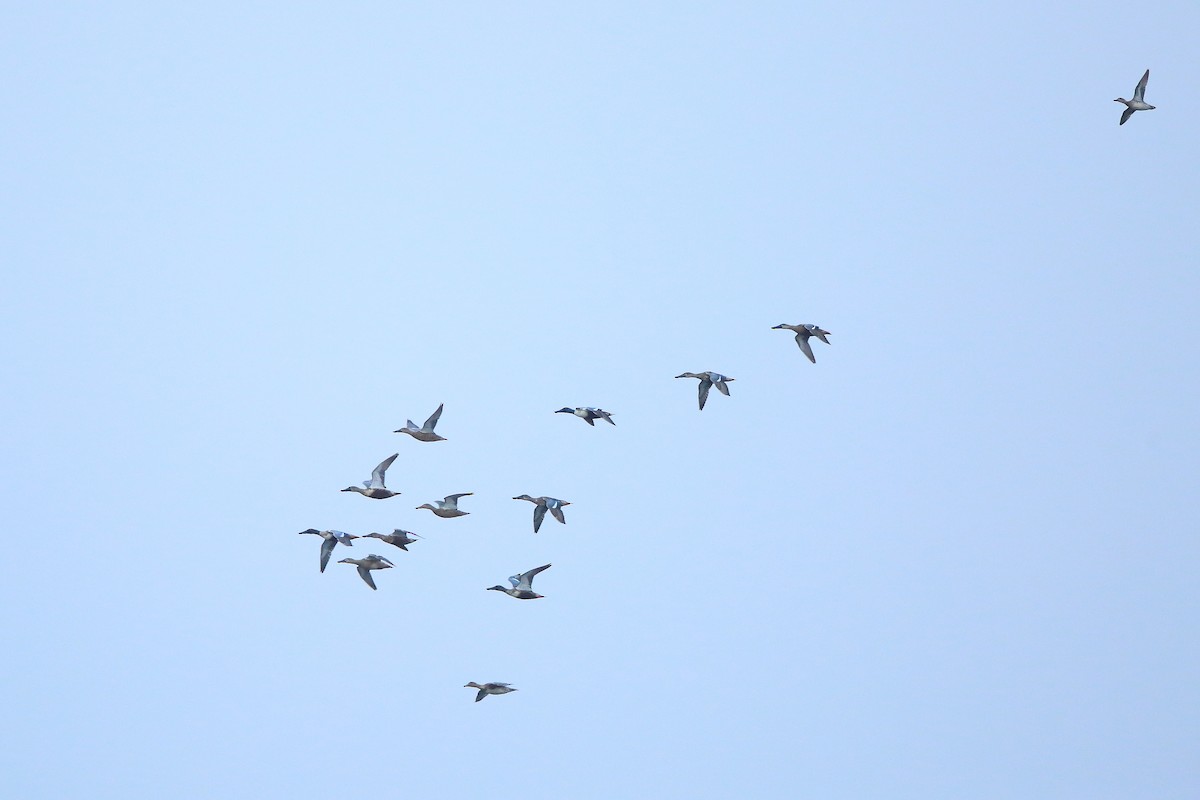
[3,2,1199,798]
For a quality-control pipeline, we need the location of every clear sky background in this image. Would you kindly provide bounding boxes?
[3,2,1198,797]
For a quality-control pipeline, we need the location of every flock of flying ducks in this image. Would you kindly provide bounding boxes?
[293,321,834,701]
[296,60,1154,682]
[290,70,1154,703]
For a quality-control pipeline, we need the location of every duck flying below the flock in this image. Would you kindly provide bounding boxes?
[1115,69,1155,125]
[512,495,569,532]
[772,323,831,363]
[464,682,516,702]
[488,564,552,599]
[341,453,400,499]
[675,371,734,410]
[394,403,447,442]
[338,554,394,590]
[362,529,423,551]
[555,407,615,426]
[298,528,360,572]
[416,493,473,518]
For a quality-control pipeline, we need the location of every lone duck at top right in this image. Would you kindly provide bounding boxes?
[1115,69,1155,125]
[772,323,831,363]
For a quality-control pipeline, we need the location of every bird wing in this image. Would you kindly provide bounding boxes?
[370,453,399,488]
[550,504,566,525]
[1134,69,1149,102]
[519,563,552,589]
[357,566,378,590]
[533,503,548,533]
[320,536,336,572]
[595,408,615,425]
[423,403,444,431]
[697,378,712,410]
[475,688,488,702]
[444,493,472,503]
[1120,106,1134,125]
[714,378,731,396]
[795,333,816,363]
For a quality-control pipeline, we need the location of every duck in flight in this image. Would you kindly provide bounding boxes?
[464,682,516,702]
[675,371,734,410]
[512,495,570,533]
[488,564,552,599]
[340,453,401,499]
[394,403,447,442]
[298,528,359,572]
[556,407,615,426]
[1116,69,1154,125]
[771,323,831,363]
[416,493,473,518]
[338,554,394,590]
[362,529,423,551]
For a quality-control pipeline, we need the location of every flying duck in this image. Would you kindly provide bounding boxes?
[488,564,552,599]
[674,371,734,410]
[341,453,401,499]
[416,493,473,518]
[361,529,423,551]
[771,323,831,363]
[338,554,394,590]
[464,682,517,702]
[394,403,447,442]
[298,528,359,573]
[1116,69,1155,125]
[555,407,615,426]
[512,495,570,533]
